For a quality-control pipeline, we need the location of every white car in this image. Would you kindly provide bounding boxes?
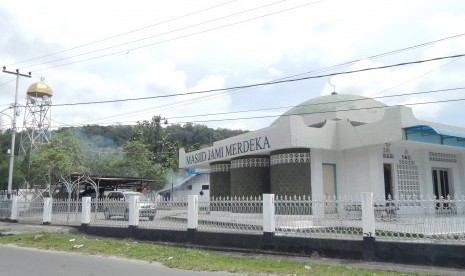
[103,191,156,221]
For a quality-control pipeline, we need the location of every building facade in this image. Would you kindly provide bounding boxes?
[179,93,465,201]
[157,174,210,201]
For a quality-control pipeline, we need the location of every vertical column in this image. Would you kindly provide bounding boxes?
[231,156,270,197]
[368,146,381,195]
[210,162,231,198]
[361,192,375,237]
[457,153,465,198]
[417,150,431,197]
[417,150,435,215]
[311,148,324,218]
[187,195,199,230]
[270,148,311,196]
[361,192,376,261]
[43,198,52,225]
[262,194,275,249]
[81,197,91,227]
[187,195,199,241]
[10,195,19,222]
[128,196,140,228]
[263,194,275,233]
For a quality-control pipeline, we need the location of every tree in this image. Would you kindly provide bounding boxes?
[109,140,165,190]
[80,147,121,177]
[0,129,24,190]
[165,123,248,149]
[26,130,82,189]
[133,115,178,170]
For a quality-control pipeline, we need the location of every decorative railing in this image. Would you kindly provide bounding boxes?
[6,193,465,244]
[198,196,263,234]
[275,195,363,239]
[0,199,12,219]
[374,195,465,243]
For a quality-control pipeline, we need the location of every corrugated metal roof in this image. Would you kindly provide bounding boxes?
[405,125,465,139]
[157,174,197,193]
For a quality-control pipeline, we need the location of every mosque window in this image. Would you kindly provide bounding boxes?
[308,122,326,128]
[429,152,457,163]
[349,121,366,126]
[396,150,421,202]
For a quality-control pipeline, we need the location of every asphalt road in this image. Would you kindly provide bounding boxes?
[0,245,241,276]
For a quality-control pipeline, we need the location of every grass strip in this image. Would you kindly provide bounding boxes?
[0,232,421,275]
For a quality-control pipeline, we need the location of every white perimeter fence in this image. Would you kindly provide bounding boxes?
[2,193,465,244]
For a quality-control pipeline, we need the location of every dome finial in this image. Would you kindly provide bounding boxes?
[328,79,337,95]
[27,78,53,98]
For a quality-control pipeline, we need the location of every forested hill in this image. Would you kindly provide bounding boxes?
[58,122,248,151]
[0,116,248,190]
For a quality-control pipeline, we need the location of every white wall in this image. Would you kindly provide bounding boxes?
[321,147,386,197]
[173,175,210,201]
[336,147,373,196]
[379,142,465,199]
[313,139,465,200]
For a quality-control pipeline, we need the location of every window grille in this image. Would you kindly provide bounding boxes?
[396,152,421,201]
[429,152,457,163]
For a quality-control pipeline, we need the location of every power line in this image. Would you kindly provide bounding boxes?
[173,97,465,124]
[94,32,465,119]
[22,0,293,70]
[35,86,465,128]
[0,78,15,88]
[165,87,465,120]
[80,40,465,125]
[39,53,465,107]
[7,0,242,67]
[8,26,463,125]
[3,4,463,126]
[270,33,465,87]
[26,0,324,72]
[366,57,463,98]
[10,25,463,124]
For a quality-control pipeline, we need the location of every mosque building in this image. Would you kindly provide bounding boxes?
[178,93,465,201]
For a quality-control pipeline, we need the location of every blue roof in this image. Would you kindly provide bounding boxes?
[405,125,465,139]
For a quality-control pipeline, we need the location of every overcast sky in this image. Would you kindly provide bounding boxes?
[1,0,465,131]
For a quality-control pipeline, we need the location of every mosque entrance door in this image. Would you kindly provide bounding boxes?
[323,163,337,213]
[383,163,394,199]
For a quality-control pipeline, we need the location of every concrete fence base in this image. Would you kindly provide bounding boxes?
[76,225,465,269]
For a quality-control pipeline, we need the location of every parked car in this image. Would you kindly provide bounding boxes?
[103,191,156,221]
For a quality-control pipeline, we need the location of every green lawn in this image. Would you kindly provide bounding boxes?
[0,232,422,275]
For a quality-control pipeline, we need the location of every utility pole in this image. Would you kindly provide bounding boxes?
[2,66,31,198]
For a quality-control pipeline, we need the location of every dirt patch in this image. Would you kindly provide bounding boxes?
[0,222,77,235]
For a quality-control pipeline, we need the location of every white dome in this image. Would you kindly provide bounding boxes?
[273,94,388,126]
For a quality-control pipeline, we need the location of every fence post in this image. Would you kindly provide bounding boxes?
[10,195,19,222]
[187,195,199,242]
[361,192,375,260]
[361,192,375,237]
[43,197,52,225]
[81,197,91,227]
[128,195,140,228]
[263,194,275,249]
[312,195,325,219]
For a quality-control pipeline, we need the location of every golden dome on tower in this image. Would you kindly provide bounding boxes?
[27,77,53,98]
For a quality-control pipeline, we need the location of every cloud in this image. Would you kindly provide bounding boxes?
[2,0,465,132]
[320,52,465,125]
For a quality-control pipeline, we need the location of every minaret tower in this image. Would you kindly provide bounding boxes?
[20,77,53,155]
